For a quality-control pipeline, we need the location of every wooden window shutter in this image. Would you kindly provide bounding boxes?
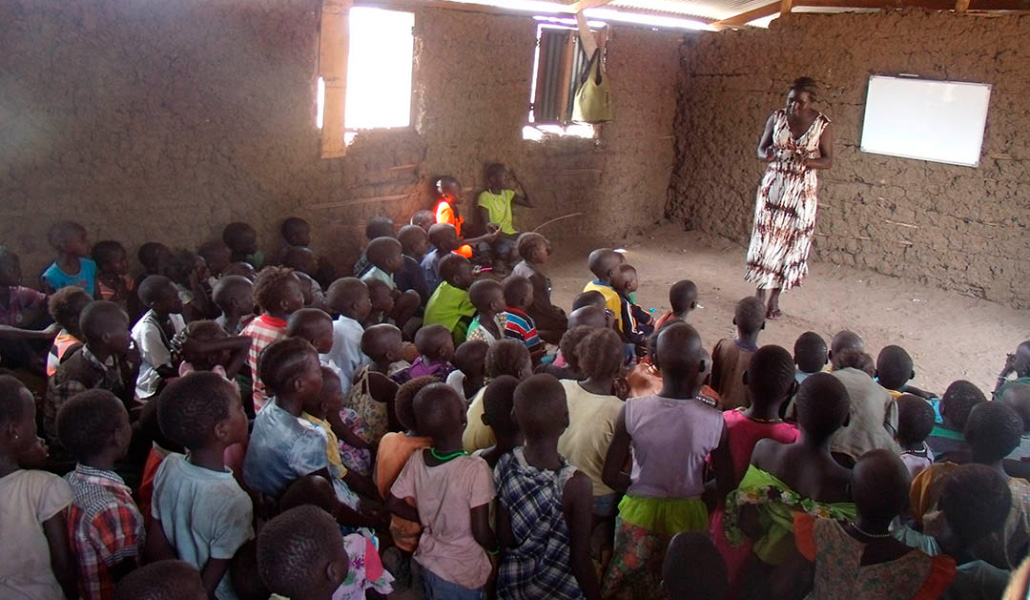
[320,0,352,158]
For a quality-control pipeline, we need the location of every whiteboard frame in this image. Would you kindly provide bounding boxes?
[859,75,992,168]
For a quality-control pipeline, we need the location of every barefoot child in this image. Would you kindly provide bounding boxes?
[711,296,766,411]
[132,275,186,401]
[512,232,567,345]
[42,220,98,297]
[424,254,476,344]
[240,267,305,412]
[465,279,506,346]
[387,383,497,599]
[495,374,601,600]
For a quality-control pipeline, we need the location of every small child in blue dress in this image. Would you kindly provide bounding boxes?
[41,221,98,297]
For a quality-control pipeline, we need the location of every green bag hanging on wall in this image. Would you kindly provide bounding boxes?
[572,49,613,124]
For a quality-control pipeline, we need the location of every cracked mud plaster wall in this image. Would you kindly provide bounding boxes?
[668,11,1030,309]
[1,0,681,280]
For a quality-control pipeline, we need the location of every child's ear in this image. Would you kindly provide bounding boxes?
[213,418,231,443]
[732,317,737,326]
[742,370,749,387]
[325,559,344,585]
[481,413,490,427]
[910,369,916,380]
[761,322,766,331]
[698,359,706,375]
[788,379,799,397]
[691,301,697,309]
[842,413,851,428]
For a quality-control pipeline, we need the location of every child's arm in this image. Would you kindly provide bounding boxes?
[343,469,383,503]
[386,492,420,523]
[562,472,602,600]
[327,410,371,450]
[710,419,735,503]
[199,559,231,599]
[901,384,936,400]
[0,322,61,341]
[495,502,515,549]
[470,502,497,554]
[43,512,79,600]
[145,517,178,562]
[601,406,632,494]
[182,335,252,379]
[508,170,532,207]
[708,341,724,390]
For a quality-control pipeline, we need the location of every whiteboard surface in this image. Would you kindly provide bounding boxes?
[860,75,991,167]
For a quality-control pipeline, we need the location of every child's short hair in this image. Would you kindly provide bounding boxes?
[559,327,593,374]
[411,210,435,230]
[733,296,766,335]
[158,372,238,450]
[257,506,346,599]
[366,237,402,269]
[832,348,875,376]
[896,395,935,446]
[198,240,231,267]
[280,246,316,275]
[572,291,606,311]
[746,345,796,405]
[965,401,1024,463]
[486,339,532,379]
[286,308,333,341]
[48,221,86,250]
[0,375,28,427]
[167,251,200,287]
[517,232,548,261]
[395,376,438,432]
[468,279,503,312]
[212,275,253,311]
[576,328,623,381]
[795,373,849,442]
[281,217,310,243]
[223,262,258,281]
[485,162,506,182]
[413,382,464,436]
[138,275,176,307]
[941,380,987,430]
[513,374,566,438]
[794,331,828,374]
[259,338,319,397]
[587,248,621,280]
[454,340,488,376]
[223,222,257,250]
[57,390,125,460]
[668,280,698,314]
[365,217,395,240]
[91,240,126,270]
[662,533,728,600]
[439,253,471,285]
[326,277,368,315]
[483,375,520,435]
[398,224,428,254]
[361,323,403,361]
[830,330,864,358]
[113,559,206,600]
[80,301,129,349]
[253,266,298,314]
[876,345,914,390]
[939,464,1012,545]
[427,223,457,249]
[48,286,92,332]
[172,320,228,361]
[138,242,171,271]
[852,449,910,523]
[502,275,533,308]
[415,325,453,361]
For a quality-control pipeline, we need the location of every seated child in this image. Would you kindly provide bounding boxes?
[926,379,986,464]
[41,220,98,297]
[600,322,733,599]
[198,240,233,281]
[350,324,406,443]
[448,339,488,401]
[431,176,476,259]
[511,232,567,344]
[221,261,256,281]
[793,331,827,384]
[781,449,955,600]
[397,324,455,383]
[47,301,139,443]
[711,345,800,586]
[936,465,1014,600]
[876,345,917,398]
[352,216,394,278]
[58,390,143,600]
[829,350,902,466]
[495,374,601,600]
[611,264,654,352]
[663,533,729,600]
[240,266,305,412]
[278,216,310,259]
[45,286,91,377]
[538,326,592,382]
[286,307,335,365]
[1000,382,1030,463]
[463,339,533,452]
[994,340,1030,399]
[412,209,436,232]
[149,372,253,599]
[173,320,251,380]
[654,279,698,330]
[424,253,476,343]
[396,224,431,305]
[280,246,328,312]
[314,366,373,477]
[829,330,865,369]
[725,373,855,596]
[558,328,626,519]
[476,163,533,265]
[477,375,522,469]
[138,242,173,280]
[133,275,186,401]
[112,559,206,600]
[896,394,936,478]
[257,505,393,600]
[166,249,214,321]
[375,376,436,554]
[0,247,52,363]
[387,383,497,599]
[466,279,507,346]
[222,222,263,268]
[93,240,137,312]
[0,376,76,600]
[211,274,254,335]
[421,223,461,294]
[360,237,419,330]
[363,278,394,327]
[502,275,544,363]
[323,278,371,396]
[582,248,625,332]
[711,296,765,410]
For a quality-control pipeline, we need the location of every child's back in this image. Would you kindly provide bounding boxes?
[896,394,936,478]
[710,296,765,411]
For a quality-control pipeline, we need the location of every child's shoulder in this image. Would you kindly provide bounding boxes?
[2,469,72,511]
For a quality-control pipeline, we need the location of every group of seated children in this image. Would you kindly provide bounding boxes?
[2,190,1030,600]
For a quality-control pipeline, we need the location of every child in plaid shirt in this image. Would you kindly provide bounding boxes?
[502,276,544,364]
[240,266,305,413]
[58,390,143,600]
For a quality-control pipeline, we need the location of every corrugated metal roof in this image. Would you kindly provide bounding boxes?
[609,0,775,20]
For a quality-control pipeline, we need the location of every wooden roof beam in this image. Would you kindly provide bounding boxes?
[571,0,616,11]
[710,1,780,28]
[796,0,1030,9]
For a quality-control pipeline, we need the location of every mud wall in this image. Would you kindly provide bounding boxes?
[1,0,682,280]
[668,11,1030,308]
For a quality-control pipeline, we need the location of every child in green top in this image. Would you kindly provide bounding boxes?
[476,163,532,268]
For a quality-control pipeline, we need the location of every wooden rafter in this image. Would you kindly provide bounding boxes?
[712,0,1029,27]
[710,1,780,28]
[955,0,971,9]
[570,0,616,11]
[781,0,795,15]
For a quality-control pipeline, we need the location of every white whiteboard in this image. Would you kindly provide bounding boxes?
[860,75,991,167]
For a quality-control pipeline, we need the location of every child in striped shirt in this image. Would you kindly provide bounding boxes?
[502,276,543,364]
[240,267,305,413]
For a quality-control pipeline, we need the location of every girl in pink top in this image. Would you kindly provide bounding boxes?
[709,345,801,596]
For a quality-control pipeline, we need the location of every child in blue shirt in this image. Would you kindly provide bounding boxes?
[41,221,98,297]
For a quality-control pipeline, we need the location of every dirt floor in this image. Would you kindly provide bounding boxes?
[546,223,1030,395]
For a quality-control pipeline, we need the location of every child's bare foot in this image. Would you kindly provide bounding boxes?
[767,306,782,320]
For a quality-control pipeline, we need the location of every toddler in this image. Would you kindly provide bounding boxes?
[398,324,455,383]
[424,253,476,343]
[611,264,653,351]
[465,279,506,345]
[240,266,305,412]
[502,275,544,363]
[511,232,566,344]
[896,394,936,477]
[132,275,186,401]
[582,248,625,330]
[41,220,98,296]
[323,278,370,395]
[711,296,765,410]
[448,339,488,401]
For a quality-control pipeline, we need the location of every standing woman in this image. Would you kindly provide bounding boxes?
[745,77,834,319]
